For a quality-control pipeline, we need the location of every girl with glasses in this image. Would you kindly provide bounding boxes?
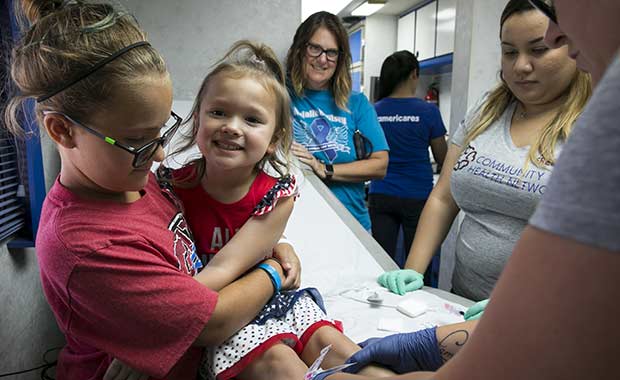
[286,11,390,232]
[4,1,296,379]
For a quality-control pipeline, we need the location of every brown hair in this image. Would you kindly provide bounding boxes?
[4,0,168,137]
[462,0,592,168]
[171,40,293,185]
[285,11,352,110]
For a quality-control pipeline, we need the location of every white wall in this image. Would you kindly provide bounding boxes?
[449,0,507,133]
[120,0,302,101]
[361,15,398,98]
[439,0,508,290]
[301,0,350,21]
[466,0,506,105]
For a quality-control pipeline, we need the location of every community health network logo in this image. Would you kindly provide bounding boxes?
[454,144,477,171]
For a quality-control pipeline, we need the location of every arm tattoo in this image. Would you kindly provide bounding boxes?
[438,329,470,363]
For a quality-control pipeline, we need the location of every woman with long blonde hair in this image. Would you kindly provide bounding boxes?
[378,0,591,301]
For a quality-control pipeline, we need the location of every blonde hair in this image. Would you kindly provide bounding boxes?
[4,0,167,137]
[462,0,593,168]
[285,11,352,111]
[171,40,292,186]
[463,70,591,168]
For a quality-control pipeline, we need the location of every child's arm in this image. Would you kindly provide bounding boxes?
[194,195,295,291]
[273,240,302,289]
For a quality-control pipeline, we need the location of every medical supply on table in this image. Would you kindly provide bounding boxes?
[321,283,467,340]
[366,291,384,304]
[336,287,397,308]
[396,299,428,318]
[443,302,466,317]
[305,345,357,380]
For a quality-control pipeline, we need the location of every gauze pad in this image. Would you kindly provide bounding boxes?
[396,299,427,318]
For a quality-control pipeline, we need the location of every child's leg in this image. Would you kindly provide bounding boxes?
[300,326,395,377]
[237,343,308,380]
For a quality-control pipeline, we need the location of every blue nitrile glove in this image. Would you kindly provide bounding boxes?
[377,269,424,295]
[463,298,489,321]
[343,327,443,374]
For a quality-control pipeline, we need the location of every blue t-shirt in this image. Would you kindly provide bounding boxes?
[290,88,388,229]
[369,97,446,199]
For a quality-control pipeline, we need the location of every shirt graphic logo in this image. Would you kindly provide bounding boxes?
[293,108,351,164]
[159,179,203,274]
[210,227,240,251]
[454,145,477,171]
[310,118,338,161]
[456,144,549,195]
[168,212,203,275]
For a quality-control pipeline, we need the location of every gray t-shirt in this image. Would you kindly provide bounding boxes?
[531,56,620,251]
[450,100,559,301]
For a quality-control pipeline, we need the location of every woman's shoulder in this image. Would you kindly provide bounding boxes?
[459,92,514,131]
[349,90,370,103]
[348,90,374,111]
[374,97,431,115]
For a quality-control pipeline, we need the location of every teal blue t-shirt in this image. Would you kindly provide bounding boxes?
[290,88,388,229]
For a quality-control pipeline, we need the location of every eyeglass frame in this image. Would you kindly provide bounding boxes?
[528,0,557,24]
[43,110,183,168]
[305,42,342,62]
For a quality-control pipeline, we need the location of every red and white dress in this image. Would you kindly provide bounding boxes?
[164,166,342,380]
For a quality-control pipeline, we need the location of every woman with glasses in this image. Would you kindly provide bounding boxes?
[4,1,296,378]
[286,11,389,231]
[329,1,620,379]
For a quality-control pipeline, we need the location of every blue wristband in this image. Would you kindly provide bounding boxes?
[257,263,281,293]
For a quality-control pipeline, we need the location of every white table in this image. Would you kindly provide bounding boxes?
[284,169,473,342]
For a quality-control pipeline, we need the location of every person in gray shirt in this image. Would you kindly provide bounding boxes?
[378,0,591,301]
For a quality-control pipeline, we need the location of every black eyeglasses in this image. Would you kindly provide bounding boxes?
[529,0,557,24]
[306,42,341,62]
[44,110,183,168]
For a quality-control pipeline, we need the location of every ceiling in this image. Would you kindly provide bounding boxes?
[338,0,430,18]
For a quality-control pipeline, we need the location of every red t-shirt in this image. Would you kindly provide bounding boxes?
[172,169,296,258]
[36,173,218,380]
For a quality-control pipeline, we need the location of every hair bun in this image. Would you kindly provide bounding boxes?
[20,0,65,24]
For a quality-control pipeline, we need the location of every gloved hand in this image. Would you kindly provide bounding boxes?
[344,327,443,374]
[463,298,489,321]
[378,269,424,295]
